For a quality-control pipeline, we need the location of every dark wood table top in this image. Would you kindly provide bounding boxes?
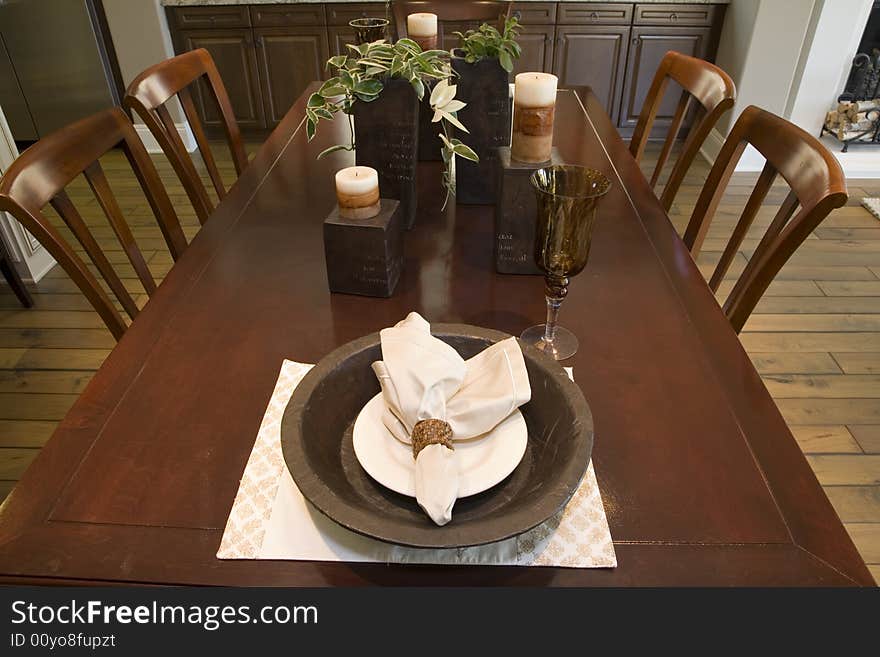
[0,87,873,586]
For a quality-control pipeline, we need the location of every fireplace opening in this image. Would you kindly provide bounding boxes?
[822,1,880,151]
[857,0,880,55]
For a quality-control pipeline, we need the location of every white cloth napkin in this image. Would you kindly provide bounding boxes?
[371,313,531,525]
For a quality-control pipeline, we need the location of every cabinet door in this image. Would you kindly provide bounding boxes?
[513,25,554,76]
[177,29,265,132]
[552,26,629,123]
[618,26,712,131]
[327,27,357,57]
[255,27,329,128]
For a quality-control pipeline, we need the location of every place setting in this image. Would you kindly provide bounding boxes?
[218,312,616,568]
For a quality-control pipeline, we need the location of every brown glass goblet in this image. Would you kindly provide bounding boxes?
[349,18,390,45]
[521,165,611,360]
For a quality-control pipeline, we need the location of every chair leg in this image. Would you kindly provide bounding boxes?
[0,249,33,308]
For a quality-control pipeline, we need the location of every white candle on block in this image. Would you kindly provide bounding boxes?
[407,12,438,50]
[335,166,381,220]
[514,72,558,108]
[407,12,438,37]
[511,73,558,163]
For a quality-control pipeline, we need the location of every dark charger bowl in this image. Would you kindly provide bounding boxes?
[281,324,594,548]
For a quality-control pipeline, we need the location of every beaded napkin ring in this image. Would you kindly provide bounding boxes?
[411,419,454,458]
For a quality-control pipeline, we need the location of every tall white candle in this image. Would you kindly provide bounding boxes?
[335,166,380,220]
[407,12,438,37]
[513,72,558,108]
[511,72,558,164]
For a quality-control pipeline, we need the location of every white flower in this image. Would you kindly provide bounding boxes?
[429,78,468,133]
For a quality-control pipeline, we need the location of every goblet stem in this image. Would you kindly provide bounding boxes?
[542,273,569,350]
[543,295,562,346]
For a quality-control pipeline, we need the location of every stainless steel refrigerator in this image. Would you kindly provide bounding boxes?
[0,0,120,141]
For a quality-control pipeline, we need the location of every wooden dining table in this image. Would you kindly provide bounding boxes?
[0,85,873,586]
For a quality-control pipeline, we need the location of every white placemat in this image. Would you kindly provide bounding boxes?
[217,360,616,568]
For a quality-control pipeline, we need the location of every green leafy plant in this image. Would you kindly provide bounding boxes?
[306,38,478,207]
[453,15,522,72]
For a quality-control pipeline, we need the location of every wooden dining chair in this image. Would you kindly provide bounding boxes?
[683,105,847,334]
[0,107,188,341]
[392,1,512,40]
[124,48,247,226]
[629,51,736,212]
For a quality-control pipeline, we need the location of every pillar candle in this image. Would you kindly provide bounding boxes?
[511,72,558,164]
[407,12,438,51]
[335,166,380,219]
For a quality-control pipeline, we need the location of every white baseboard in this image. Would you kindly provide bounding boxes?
[699,127,726,166]
[134,121,197,154]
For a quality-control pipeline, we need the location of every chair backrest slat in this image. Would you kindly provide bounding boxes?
[630,51,736,211]
[151,102,213,224]
[119,134,188,261]
[706,161,778,292]
[0,107,188,341]
[650,90,691,187]
[50,190,140,323]
[178,86,226,200]
[125,49,247,225]
[82,160,157,296]
[682,105,848,333]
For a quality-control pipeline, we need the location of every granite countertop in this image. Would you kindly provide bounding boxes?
[162,0,729,6]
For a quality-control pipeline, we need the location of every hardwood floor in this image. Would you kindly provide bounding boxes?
[0,138,878,583]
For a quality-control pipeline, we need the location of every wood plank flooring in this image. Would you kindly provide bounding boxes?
[0,138,878,583]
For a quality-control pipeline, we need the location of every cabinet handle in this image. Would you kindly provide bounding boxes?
[670,12,678,22]
[590,11,599,21]
[632,38,638,45]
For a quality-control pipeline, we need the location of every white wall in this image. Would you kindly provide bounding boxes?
[102,0,176,121]
[101,0,194,152]
[712,0,761,136]
[703,0,819,168]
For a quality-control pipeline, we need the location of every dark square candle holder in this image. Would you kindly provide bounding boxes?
[495,146,563,275]
[323,199,404,297]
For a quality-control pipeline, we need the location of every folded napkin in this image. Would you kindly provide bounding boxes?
[371,313,531,525]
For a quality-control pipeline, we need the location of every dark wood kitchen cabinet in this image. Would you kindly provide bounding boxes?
[168,5,330,133]
[254,27,329,127]
[174,28,265,132]
[513,25,555,77]
[328,26,357,56]
[553,25,629,123]
[165,3,727,137]
[618,25,714,131]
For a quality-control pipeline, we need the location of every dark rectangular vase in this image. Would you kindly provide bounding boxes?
[324,199,404,297]
[418,94,443,161]
[453,56,512,204]
[354,78,419,229]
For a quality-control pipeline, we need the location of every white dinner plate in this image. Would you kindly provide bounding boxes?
[352,393,528,498]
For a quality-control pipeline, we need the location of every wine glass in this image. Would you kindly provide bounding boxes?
[349,18,390,45]
[521,165,610,360]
